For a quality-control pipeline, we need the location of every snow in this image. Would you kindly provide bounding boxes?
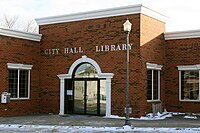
[108,112,199,120]
[108,111,173,120]
[173,112,186,115]
[184,115,198,119]
[0,124,200,133]
[139,112,173,120]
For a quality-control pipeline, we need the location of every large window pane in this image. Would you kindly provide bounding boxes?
[75,63,98,78]
[181,71,199,100]
[153,70,158,99]
[8,69,18,98]
[147,70,152,100]
[100,80,106,115]
[74,81,85,114]
[19,70,29,98]
[8,69,29,99]
[147,69,160,101]
[86,81,98,114]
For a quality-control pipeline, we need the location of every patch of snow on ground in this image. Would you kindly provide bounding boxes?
[109,112,200,121]
[0,124,200,133]
[108,112,172,120]
[172,112,186,115]
[140,112,173,120]
[184,115,198,119]
[171,112,199,119]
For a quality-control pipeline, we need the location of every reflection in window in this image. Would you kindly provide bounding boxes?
[100,80,106,115]
[74,63,98,78]
[181,71,199,100]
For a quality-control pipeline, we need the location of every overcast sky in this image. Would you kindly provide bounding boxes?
[0,0,200,32]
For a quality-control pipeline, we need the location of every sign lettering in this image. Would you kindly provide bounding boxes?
[44,44,133,55]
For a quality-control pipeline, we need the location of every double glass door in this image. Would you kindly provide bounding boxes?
[74,80,98,115]
[65,63,106,116]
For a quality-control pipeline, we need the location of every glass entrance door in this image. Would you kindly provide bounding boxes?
[64,62,108,116]
[86,81,98,114]
[74,80,98,115]
[74,81,85,114]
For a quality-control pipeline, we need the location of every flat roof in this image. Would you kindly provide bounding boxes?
[36,4,167,26]
[165,29,200,40]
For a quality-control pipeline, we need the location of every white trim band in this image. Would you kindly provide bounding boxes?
[36,4,166,25]
[177,64,200,71]
[7,63,33,70]
[147,63,163,70]
[0,27,42,42]
[165,29,200,40]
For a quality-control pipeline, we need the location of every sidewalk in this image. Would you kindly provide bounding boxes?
[0,113,200,128]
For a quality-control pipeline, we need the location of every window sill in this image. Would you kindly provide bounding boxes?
[10,98,30,100]
[180,100,200,102]
[147,100,161,103]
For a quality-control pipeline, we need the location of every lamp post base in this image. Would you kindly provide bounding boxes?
[125,119,131,126]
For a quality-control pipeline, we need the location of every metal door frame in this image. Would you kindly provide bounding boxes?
[73,78,100,115]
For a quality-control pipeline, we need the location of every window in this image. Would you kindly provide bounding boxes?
[7,63,32,99]
[74,63,97,78]
[178,64,200,101]
[146,63,162,101]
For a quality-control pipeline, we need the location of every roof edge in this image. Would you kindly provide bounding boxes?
[0,27,42,42]
[165,29,200,40]
[36,4,166,26]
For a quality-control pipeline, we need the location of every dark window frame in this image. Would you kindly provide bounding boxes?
[147,69,160,101]
[7,63,32,100]
[179,70,199,101]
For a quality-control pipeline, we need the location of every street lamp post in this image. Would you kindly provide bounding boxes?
[123,19,132,126]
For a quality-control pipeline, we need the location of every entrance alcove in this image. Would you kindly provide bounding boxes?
[57,55,114,117]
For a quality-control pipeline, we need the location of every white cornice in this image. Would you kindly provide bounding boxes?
[0,27,42,42]
[165,29,200,40]
[147,63,163,70]
[36,4,166,26]
[177,64,200,70]
[140,5,167,23]
[7,63,33,70]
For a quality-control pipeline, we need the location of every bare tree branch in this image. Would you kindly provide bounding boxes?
[2,15,19,29]
[23,19,38,33]
[0,14,38,33]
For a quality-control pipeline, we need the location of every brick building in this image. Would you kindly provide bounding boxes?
[0,4,200,117]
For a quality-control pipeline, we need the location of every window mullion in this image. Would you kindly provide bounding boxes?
[158,70,160,100]
[179,71,181,101]
[199,70,200,100]
[17,69,20,98]
[152,70,154,100]
[28,70,30,99]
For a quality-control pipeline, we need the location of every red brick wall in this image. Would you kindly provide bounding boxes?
[140,14,166,115]
[39,14,143,117]
[39,13,169,117]
[0,35,40,116]
[165,38,200,113]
